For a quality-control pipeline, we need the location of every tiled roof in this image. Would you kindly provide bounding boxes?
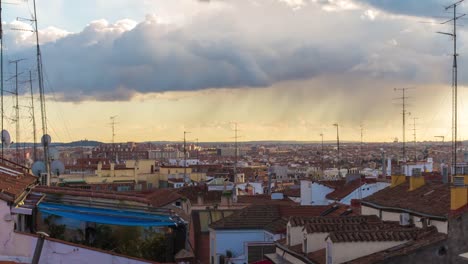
[210,203,359,231]
[289,215,381,227]
[177,186,223,204]
[0,167,37,203]
[304,221,400,234]
[348,230,447,264]
[329,227,437,243]
[318,180,346,189]
[209,205,280,230]
[264,217,288,234]
[282,187,300,197]
[33,186,182,207]
[307,249,326,264]
[362,181,450,218]
[237,194,296,206]
[325,179,363,201]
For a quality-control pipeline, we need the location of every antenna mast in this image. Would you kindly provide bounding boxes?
[333,123,340,178]
[32,0,49,175]
[29,71,37,161]
[394,87,413,162]
[412,117,418,161]
[9,59,25,165]
[110,116,117,144]
[438,0,465,176]
[320,133,324,176]
[360,124,364,164]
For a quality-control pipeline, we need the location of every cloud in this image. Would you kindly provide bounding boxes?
[6,0,459,102]
[354,0,453,17]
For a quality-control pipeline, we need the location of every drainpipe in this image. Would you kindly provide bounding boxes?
[32,231,49,264]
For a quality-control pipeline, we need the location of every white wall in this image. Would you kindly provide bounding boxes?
[305,232,328,253]
[301,181,334,206]
[210,229,268,264]
[330,240,407,263]
[288,224,304,246]
[361,206,380,217]
[381,211,400,222]
[338,182,390,205]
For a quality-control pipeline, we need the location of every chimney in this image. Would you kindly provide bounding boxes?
[197,192,204,205]
[97,161,102,174]
[391,175,406,188]
[451,176,468,211]
[387,158,392,176]
[221,191,232,206]
[409,175,425,191]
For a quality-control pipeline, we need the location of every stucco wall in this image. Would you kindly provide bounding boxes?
[339,182,390,205]
[330,240,407,263]
[210,229,267,264]
[305,232,328,253]
[381,211,400,222]
[361,206,380,217]
[288,224,303,246]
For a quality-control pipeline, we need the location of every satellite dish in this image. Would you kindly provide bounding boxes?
[51,160,65,176]
[1,130,11,147]
[41,134,51,147]
[49,148,59,160]
[31,161,46,176]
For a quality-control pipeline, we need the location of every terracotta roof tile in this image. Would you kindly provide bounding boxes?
[325,180,363,201]
[362,181,450,218]
[0,168,37,203]
[289,215,381,227]
[33,186,182,207]
[329,226,438,243]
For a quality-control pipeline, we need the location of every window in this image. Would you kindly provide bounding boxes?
[147,183,153,189]
[117,186,131,192]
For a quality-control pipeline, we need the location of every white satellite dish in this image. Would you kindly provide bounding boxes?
[1,130,11,148]
[51,160,65,176]
[41,134,51,147]
[49,148,59,160]
[31,161,46,176]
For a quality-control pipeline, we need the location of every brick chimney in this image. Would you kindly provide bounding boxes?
[391,175,406,187]
[451,176,468,210]
[409,176,425,191]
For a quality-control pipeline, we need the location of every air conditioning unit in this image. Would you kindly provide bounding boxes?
[400,213,410,226]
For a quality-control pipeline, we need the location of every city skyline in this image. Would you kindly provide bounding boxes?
[0,0,466,142]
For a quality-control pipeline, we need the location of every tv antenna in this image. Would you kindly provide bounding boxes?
[412,117,419,161]
[230,122,242,177]
[28,71,37,161]
[320,133,324,175]
[183,131,191,182]
[435,135,445,143]
[333,123,340,178]
[110,115,118,144]
[9,58,25,165]
[437,0,465,175]
[394,87,414,162]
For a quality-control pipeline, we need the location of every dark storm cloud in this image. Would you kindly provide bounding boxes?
[7,0,459,101]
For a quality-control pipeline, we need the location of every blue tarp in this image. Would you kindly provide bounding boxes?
[38,202,177,227]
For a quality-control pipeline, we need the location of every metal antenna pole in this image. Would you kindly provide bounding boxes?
[234,122,238,177]
[394,87,413,162]
[333,123,340,178]
[438,0,465,176]
[32,0,49,176]
[29,71,37,161]
[412,117,418,161]
[320,133,324,176]
[360,124,364,164]
[183,131,190,182]
[110,116,118,144]
[9,59,25,164]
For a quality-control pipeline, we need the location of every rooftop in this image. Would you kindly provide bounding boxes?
[362,181,450,218]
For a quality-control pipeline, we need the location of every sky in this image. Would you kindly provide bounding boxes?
[1,0,467,143]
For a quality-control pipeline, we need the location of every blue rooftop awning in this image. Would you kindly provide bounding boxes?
[38,202,177,227]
